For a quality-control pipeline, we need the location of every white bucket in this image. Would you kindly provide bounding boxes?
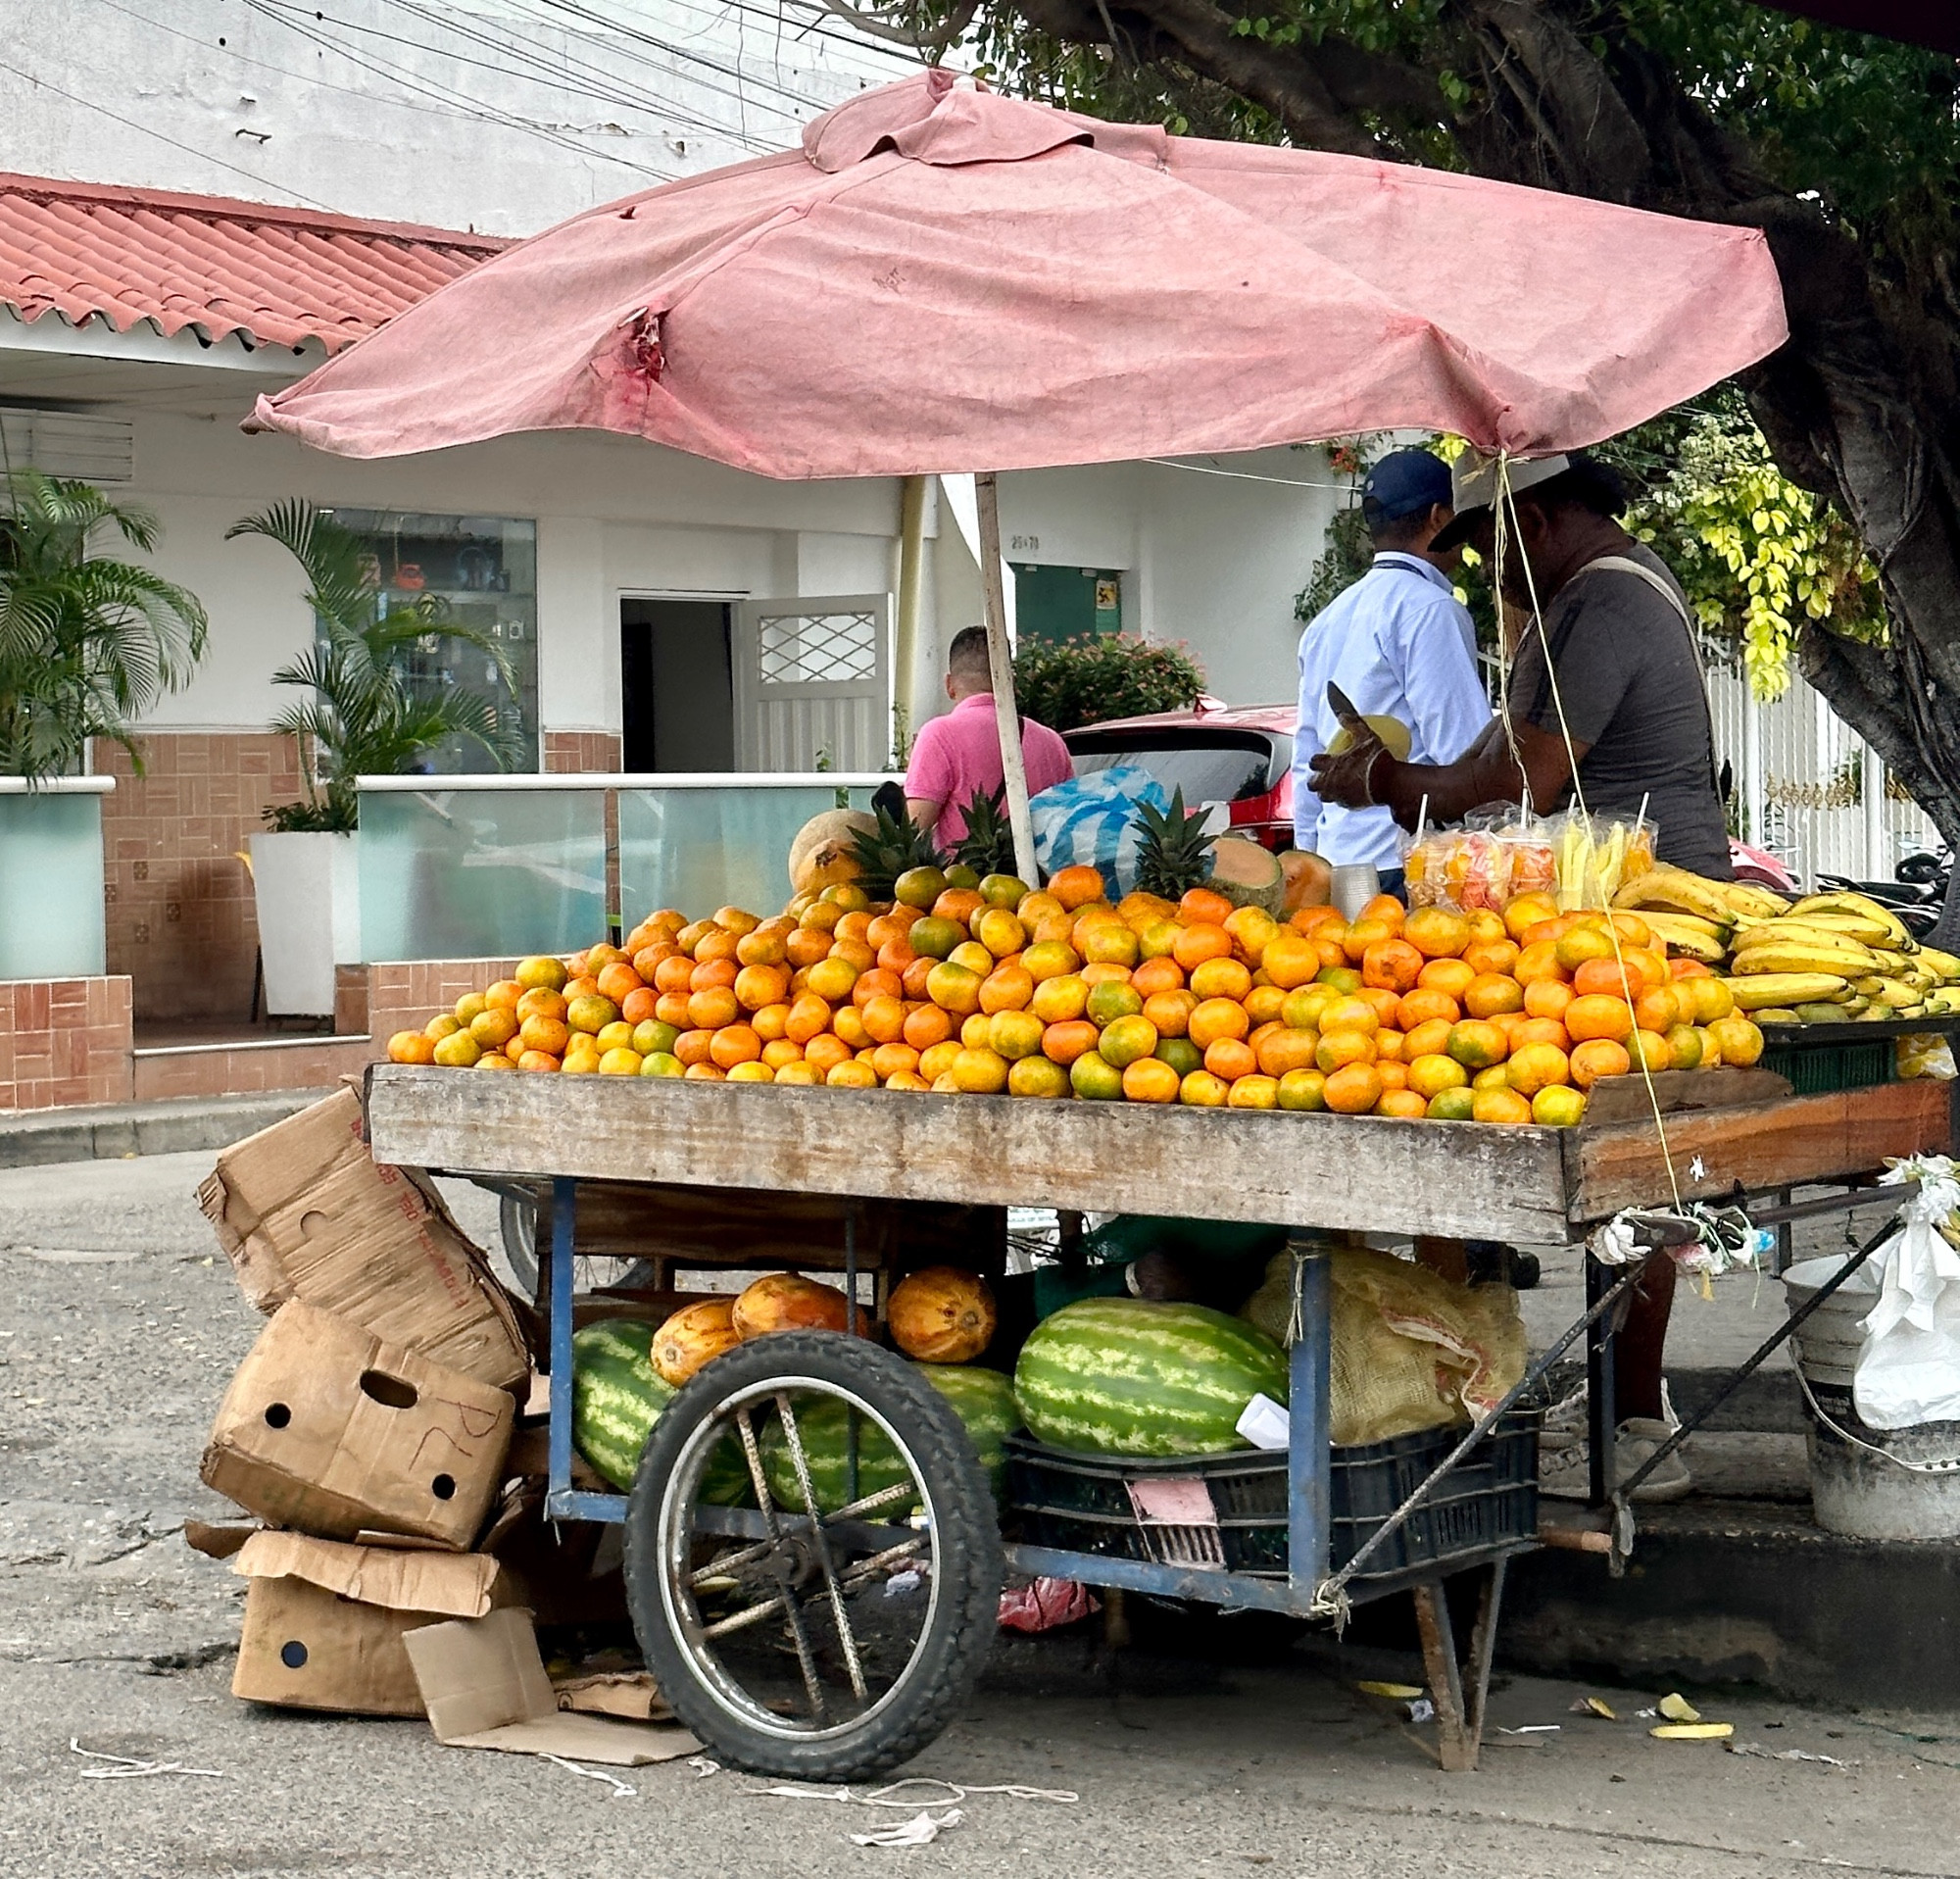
[1784,1255,1960,1540]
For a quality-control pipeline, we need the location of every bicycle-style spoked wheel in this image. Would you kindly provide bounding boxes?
[623,1331,1003,1781]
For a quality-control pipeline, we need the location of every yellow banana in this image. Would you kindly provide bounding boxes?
[1733,947,1879,979]
[1729,932,1878,972]
[1775,912,1900,947]
[1789,894,1914,948]
[1872,978,1923,1009]
[1639,913,1730,964]
[1722,883,1791,918]
[1612,866,1737,924]
[1723,972,1850,1011]
[1917,946,1960,979]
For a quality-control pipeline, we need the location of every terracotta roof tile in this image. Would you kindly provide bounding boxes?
[0,173,506,354]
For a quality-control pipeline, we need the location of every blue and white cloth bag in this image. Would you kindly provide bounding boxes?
[1030,766,1169,899]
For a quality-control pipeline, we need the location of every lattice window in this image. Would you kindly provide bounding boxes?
[756,609,880,684]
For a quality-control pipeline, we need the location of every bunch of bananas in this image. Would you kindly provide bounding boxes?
[1614,868,1960,1023]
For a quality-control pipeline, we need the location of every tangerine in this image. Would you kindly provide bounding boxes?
[1533,1086,1588,1126]
[1628,1028,1674,1072]
[1180,1069,1232,1108]
[1205,1037,1259,1081]
[1178,886,1236,927]
[1172,923,1234,972]
[1086,980,1145,1027]
[1122,1057,1182,1104]
[1322,1063,1385,1113]
[1376,1089,1430,1119]
[918,1040,963,1083]
[1463,972,1525,1018]
[1416,958,1478,1000]
[1261,934,1321,990]
[1403,907,1471,960]
[904,1005,954,1051]
[1472,1087,1535,1125]
[1030,973,1090,1024]
[1569,1037,1631,1087]
[1565,994,1634,1043]
[1362,938,1425,993]
[1070,1053,1125,1100]
[925,963,983,1015]
[1315,1029,1377,1073]
[1276,1067,1327,1111]
[1255,1027,1321,1077]
[1227,1074,1281,1111]
[1190,956,1253,1003]
[1396,987,1460,1030]
[1319,996,1380,1037]
[1042,1019,1101,1065]
[1446,1019,1509,1068]
[1406,1053,1468,1100]
[1402,1017,1455,1060]
[388,1029,438,1065]
[1427,1087,1477,1120]
[1143,990,1198,1038]
[1523,977,1575,1022]
[1504,1041,1571,1096]
[1188,998,1251,1049]
[979,964,1036,1014]
[1503,891,1560,942]
[1007,1056,1071,1099]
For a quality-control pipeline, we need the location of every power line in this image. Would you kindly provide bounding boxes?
[0,50,337,209]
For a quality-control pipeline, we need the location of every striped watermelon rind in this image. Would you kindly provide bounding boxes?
[762,1363,1023,1514]
[1014,1298,1288,1458]
[572,1317,753,1504]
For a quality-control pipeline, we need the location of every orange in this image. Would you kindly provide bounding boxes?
[1472,1087,1535,1125]
[1341,916,1398,965]
[482,978,522,1013]
[877,937,920,976]
[1396,987,1459,1031]
[1523,977,1575,1022]
[1376,1088,1430,1119]
[1031,973,1091,1024]
[1099,1014,1160,1068]
[1356,986,1404,1028]
[1086,980,1145,1027]
[926,962,983,1015]
[947,940,996,979]
[1080,920,1141,969]
[972,908,1026,960]
[979,964,1036,1014]
[737,925,790,966]
[733,964,790,1013]
[1427,1087,1476,1120]
[619,987,660,1026]
[655,991,695,1030]
[1290,905,1344,934]
[1608,912,1654,949]
[1446,1019,1509,1068]
[387,1029,438,1065]
[1629,1028,1674,1072]
[1417,958,1477,1000]
[1462,938,1522,979]
[864,1041,918,1082]
[1513,939,1568,986]
[1406,1053,1468,1100]
[1315,1029,1377,1073]
[761,1038,805,1070]
[684,986,736,1031]
[1633,985,1682,1034]
[563,975,600,1004]
[1466,909,1508,944]
[1684,976,1736,1024]
[518,1014,571,1058]
[515,986,564,1022]
[1375,1060,1408,1092]
[1143,990,1198,1039]
[1189,956,1253,1003]
[1277,1068,1327,1111]
[1318,996,1380,1038]
[515,1049,561,1073]
[1179,886,1236,927]
[653,954,697,995]
[1047,865,1106,910]
[1316,964,1362,992]
[1070,1052,1125,1100]
[1245,984,1289,1026]
[691,958,739,995]
[1137,916,1184,961]
[1080,962,1134,987]
[593,962,642,1008]
[1281,986,1333,1030]
[1665,1023,1704,1070]
[803,1033,852,1075]
[709,1024,761,1070]
[1255,1027,1321,1078]
[1403,1016,1455,1061]
[1322,1063,1385,1113]
[1706,1014,1764,1066]
[860,993,907,1045]
[1227,1074,1281,1111]
[834,1007,874,1051]
[785,927,833,971]
[1173,922,1233,972]
[1569,1037,1632,1088]
[1361,938,1425,994]
[1513,1016,1571,1052]
[1571,957,1634,1001]
[1261,934,1321,990]
[823,1059,876,1089]
[1373,1028,1406,1064]
[1533,1086,1588,1126]
[784,994,832,1046]
[1462,972,1525,1019]
[1403,906,1471,960]
[1005,1056,1070,1099]
[1205,1037,1259,1081]
[1188,998,1251,1049]
[469,1008,519,1052]
[1503,891,1560,942]
[1555,925,1616,972]
[960,1013,993,1051]
[695,929,742,966]
[1042,1019,1101,1065]
[904,1004,954,1051]
[917,1039,963,1082]
[902,958,939,1000]
[990,1010,1048,1062]
[1224,905,1282,963]
[1356,893,1404,930]
[1670,957,1714,980]
[1504,1041,1571,1097]
[566,993,621,1035]
[1180,1069,1232,1108]
[851,966,904,1008]
[671,1028,713,1067]
[1565,994,1634,1044]
[722,1060,771,1083]
[1622,947,1669,998]
[680,1062,726,1082]
[1025,939,1085,984]
[1121,1057,1182,1104]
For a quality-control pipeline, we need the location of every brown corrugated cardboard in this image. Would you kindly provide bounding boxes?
[403,1608,698,1764]
[198,1088,530,1391]
[230,1531,513,1716]
[553,1671,671,1722]
[201,1300,514,1549]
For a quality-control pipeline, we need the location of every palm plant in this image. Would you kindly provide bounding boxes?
[227,500,520,830]
[0,471,208,780]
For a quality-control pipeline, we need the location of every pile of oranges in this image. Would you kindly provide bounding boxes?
[385,868,1764,1128]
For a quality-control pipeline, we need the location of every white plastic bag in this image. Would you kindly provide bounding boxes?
[1029,766,1167,898]
[1854,1157,1960,1430]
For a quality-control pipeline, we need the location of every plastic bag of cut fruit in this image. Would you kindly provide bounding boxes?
[1403,811,1518,913]
[1550,809,1655,910]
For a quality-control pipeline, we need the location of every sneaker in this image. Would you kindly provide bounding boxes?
[1538,1417,1693,1503]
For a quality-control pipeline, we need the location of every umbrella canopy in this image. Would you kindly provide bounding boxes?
[252,70,1787,478]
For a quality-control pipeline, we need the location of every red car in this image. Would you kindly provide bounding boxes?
[1062,700,1796,889]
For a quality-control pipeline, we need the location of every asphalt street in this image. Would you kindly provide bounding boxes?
[3,1149,1959,1879]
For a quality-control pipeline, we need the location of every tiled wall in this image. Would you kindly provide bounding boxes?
[0,978,134,1112]
[97,733,307,1023]
[131,1037,373,1103]
[368,958,523,1050]
[543,731,621,774]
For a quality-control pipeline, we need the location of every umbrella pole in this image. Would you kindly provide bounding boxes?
[975,470,1039,883]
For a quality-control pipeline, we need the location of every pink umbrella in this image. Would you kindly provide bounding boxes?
[252,70,1788,867]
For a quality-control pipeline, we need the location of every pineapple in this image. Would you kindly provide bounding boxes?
[954,787,1016,879]
[1131,788,1217,900]
[850,802,944,902]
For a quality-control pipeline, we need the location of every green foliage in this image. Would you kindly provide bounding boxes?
[227,500,519,831]
[955,785,1017,877]
[0,472,207,781]
[1011,633,1206,734]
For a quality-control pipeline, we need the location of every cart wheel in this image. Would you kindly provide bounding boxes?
[497,1190,655,1297]
[624,1331,1003,1781]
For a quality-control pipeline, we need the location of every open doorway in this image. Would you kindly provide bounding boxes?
[620,597,736,771]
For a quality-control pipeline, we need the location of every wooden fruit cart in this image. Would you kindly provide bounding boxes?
[362,1063,1952,1780]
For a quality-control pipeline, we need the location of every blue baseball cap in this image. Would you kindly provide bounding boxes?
[1360,448,1453,525]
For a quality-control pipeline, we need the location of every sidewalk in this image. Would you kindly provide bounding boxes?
[0,1091,328,1169]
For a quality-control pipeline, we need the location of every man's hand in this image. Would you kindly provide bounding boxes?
[1308,729,1391,810]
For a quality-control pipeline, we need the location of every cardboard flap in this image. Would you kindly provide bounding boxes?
[404,1609,698,1766]
[234,1530,500,1618]
[183,1519,258,1559]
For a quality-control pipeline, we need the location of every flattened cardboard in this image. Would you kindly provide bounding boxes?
[554,1671,671,1722]
[230,1531,514,1717]
[404,1608,698,1765]
[198,1088,529,1390]
[201,1300,514,1549]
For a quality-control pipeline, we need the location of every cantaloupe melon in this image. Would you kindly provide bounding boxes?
[788,809,876,896]
[1207,836,1287,916]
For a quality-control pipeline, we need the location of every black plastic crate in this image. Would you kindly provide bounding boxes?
[1759,1035,1895,1095]
[1004,1410,1539,1582]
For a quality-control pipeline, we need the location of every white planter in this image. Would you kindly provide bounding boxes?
[250,831,361,1016]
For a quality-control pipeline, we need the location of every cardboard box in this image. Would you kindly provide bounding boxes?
[198,1088,530,1391]
[202,1300,515,1549]
[228,1530,515,1716]
[404,1608,698,1764]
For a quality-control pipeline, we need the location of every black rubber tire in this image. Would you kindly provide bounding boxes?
[500,1191,656,1298]
[623,1331,1003,1782]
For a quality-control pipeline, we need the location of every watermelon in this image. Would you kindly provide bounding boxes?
[570,1318,753,1503]
[762,1364,1023,1514]
[1014,1298,1289,1458]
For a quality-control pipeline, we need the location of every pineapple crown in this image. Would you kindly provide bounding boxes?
[849,801,945,901]
[1131,786,1216,899]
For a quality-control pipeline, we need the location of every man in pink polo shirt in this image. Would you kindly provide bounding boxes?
[905,626,1075,850]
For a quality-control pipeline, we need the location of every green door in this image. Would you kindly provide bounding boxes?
[1015,566,1123,644]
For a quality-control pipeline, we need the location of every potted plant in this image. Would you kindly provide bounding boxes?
[227,500,517,1015]
[0,471,206,978]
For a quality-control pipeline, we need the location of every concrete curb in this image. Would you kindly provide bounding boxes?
[0,1090,331,1168]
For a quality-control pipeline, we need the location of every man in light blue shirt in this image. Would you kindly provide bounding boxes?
[1292,449,1491,884]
